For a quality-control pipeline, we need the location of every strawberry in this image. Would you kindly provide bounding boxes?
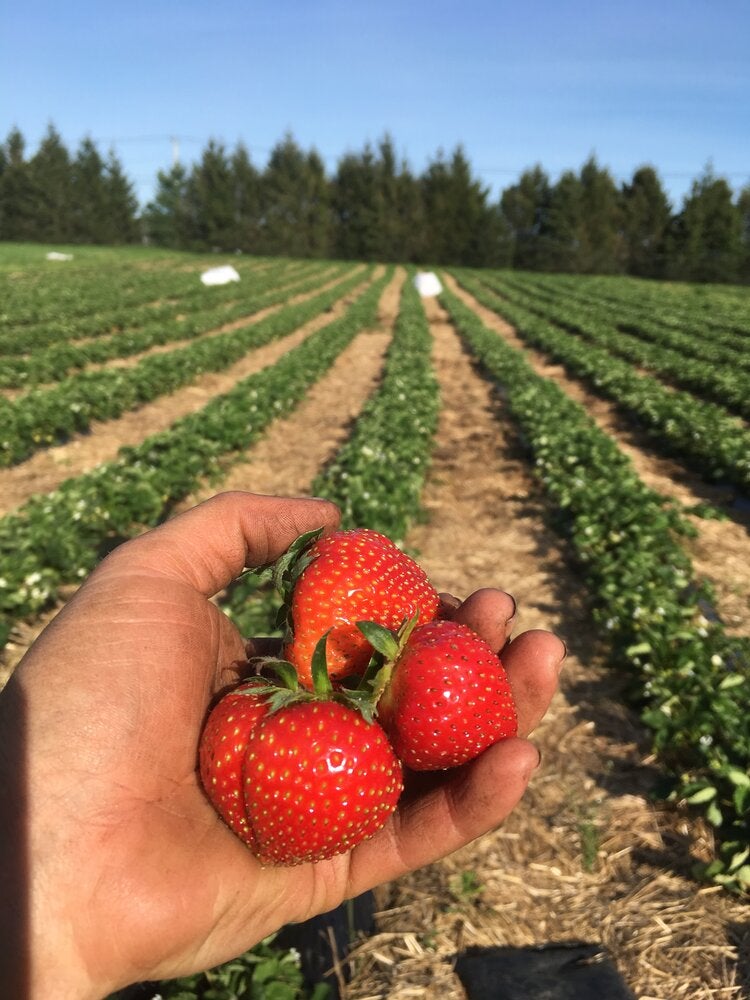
[274,527,440,688]
[199,681,269,850]
[363,618,518,771]
[244,698,402,865]
[199,639,403,865]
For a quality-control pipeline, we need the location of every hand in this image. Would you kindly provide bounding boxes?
[0,492,565,999]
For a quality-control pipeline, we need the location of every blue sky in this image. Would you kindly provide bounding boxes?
[3,0,749,210]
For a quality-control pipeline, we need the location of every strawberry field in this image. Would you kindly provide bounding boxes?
[1,243,749,999]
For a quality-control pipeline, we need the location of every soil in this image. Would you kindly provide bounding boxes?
[2,273,748,998]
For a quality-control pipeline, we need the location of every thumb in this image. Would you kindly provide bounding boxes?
[91,492,341,598]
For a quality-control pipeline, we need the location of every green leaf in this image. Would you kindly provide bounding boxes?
[706,801,723,827]
[265,660,299,691]
[718,673,745,690]
[685,785,717,805]
[356,620,400,659]
[271,526,324,595]
[727,846,750,872]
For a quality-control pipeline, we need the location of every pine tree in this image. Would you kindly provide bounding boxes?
[260,133,331,258]
[230,143,261,252]
[674,165,743,282]
[500,164,552,270]
[143,163,190,248]
[103,149,140,244]
[621,166,671,278]
[577,156,625,273]
[737,185,750,283]
[27,123,74,242]
[187,139,235,250]
[0,127,38,241]
[421,146,499,266]
[331,144,380,260]
[545,170,584,272]
[71,136,109,243]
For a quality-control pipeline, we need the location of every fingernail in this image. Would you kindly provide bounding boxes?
[557,640,568,672]
[505,595,517,624]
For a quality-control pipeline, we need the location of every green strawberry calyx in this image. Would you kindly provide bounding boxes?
[248,628,383,722]
[346,614,420,707]
[270,526,326,644]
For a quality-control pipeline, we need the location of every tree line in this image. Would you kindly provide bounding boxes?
[2,123,749,283]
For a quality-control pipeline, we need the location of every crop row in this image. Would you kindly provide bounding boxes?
[0,259,314,357]
[532,270,750,339]
[0,265,368,466]
[0,262,344,386]
[452,270,750,496]
[0,250,285,331]
[440,283,750,894]
[221,271,441,637]
[493,271,750,380]
[0,269,393,647]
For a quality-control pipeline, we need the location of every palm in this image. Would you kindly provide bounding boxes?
[2,494,564,996]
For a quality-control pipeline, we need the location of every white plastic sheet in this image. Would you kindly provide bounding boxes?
[413,271,442,297]
[46,252,74,261]
[200,265,241,286]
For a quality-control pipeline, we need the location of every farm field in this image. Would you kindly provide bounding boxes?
[1,244,749,999]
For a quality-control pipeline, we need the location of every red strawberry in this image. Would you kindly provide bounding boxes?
[198,640,403,865]
[370,619,518,771]
[244,699,402,865]
[275,527,440,688]
[199,681,269,850]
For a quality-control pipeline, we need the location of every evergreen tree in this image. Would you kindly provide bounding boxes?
[186,139,235,250]
[27,123,74,242]
[421,146,500,266]
[500,164,552,270]
[673,165,743,282]
[577,156,625,273]
[230,143,262,252]
[260,134,331,258]
[737,184,750,283]
[103,149,140,244]
[0,127,38,241]
[71,136,109,243]
[392,156,428,263]
[373,135,409,262]
[545,170,584,272]
[621,165,671,278]
[331,144,380,260]
[143,163,191,248]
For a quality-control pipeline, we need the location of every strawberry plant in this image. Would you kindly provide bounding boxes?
[441,279,750,894]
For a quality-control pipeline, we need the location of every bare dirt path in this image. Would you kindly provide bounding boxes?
[445,274,750,640]
[0,269,376,518]
[346,296,748,1000]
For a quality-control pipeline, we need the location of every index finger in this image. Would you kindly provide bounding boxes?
[92,491,341,597]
